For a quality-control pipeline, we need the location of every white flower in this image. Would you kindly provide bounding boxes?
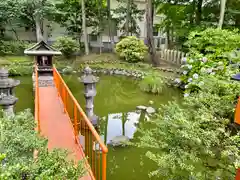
[210,72,216,75]
[184,93,189,97]
[202,57,208,63]
[206,68,213,74]
[174,78,181,84]
[188,78,193,82]
[193,73,199,79]
[187,64,192,70]
[200,67,206,73]
[185,85,188,89]
[199,81,204,86]
[183,71,188,75]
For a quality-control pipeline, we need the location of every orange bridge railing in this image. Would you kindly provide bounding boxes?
[35,65,40,132]
[53,66,108,180]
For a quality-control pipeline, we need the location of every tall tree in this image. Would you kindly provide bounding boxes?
[107,0,114,51]
[146,0,159,66]
[113,0,144,37]
[81,0,89,55]
[17,0,56,42]
[219,0,227,28]
[54,0,105,49]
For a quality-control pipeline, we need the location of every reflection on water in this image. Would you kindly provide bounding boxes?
[100,111,148,145]
[79,110,148,149]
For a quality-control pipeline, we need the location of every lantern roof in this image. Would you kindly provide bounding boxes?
[24,40,62,56]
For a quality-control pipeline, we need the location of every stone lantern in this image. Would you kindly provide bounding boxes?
[0,68,20,116]
[79,66,99,126]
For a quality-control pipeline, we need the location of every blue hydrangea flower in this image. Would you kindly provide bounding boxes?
[188,78,193,82]
[193,73,199,79]
[182,57,187,63]
[184,93,189,97]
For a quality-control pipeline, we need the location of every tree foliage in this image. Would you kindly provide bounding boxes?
[0,110,86,179]
[112,0,145,36]
[137,28,240,179]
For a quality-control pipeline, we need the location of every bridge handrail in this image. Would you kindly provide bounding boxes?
[35,65,40,132]
[53,66,108,180]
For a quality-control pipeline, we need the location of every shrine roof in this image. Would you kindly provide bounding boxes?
[24,40,62,56]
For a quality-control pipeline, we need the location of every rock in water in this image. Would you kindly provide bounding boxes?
[136,105,147,110]
[109,136,130,147]
[146,107,156,114]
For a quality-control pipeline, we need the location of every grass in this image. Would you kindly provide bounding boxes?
[0,56,32,66]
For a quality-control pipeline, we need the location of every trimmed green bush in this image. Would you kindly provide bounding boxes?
[53,36,79,58]
[115,36,148,63]
[0,41,32,55]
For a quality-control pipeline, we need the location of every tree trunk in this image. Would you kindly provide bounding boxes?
[97,0,102,54]
[35,15,43,42]
[126,0,131,35]
[218,0,227,29]
[190,0,196,24]
[146,0,159,66]
[107,0,114,51]
[196,0,203,25]
[81,0,89,55]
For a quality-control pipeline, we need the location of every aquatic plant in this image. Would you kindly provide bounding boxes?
[139,73,166,94]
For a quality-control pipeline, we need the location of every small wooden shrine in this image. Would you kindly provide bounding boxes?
[24,40,62,75]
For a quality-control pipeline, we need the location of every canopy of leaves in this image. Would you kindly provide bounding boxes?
[112,0,145,36]
[0,110,86,179]
[137,28,240,179]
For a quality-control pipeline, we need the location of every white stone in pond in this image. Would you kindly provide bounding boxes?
[136,105,147,110]
[109,136,130,147]
[146,107,156,114]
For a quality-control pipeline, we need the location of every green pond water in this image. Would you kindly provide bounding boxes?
[12,75,181,180]
[63,74,181,180]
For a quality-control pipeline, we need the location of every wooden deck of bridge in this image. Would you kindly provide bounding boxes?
[39,86,94,180]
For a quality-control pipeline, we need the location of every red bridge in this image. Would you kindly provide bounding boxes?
[34,66,108,180]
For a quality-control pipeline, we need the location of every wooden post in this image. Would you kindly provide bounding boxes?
[74,104,78,143]
[236,169,240,180]
[235,97,240,124]
[102,152,107,180]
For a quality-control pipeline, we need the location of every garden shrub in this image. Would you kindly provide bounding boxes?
[139,73,165,94]
[7,63,33,76]
[0,109,86,179]
[53,36,79,58]
[137,28,240,179]
[115,36,148,63]
[0,41,31,55]
[137,102,240,179]
[185,28,240,61]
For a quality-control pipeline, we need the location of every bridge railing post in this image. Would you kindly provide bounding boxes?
[102,152,107,180]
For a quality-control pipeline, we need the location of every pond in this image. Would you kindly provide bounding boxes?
[64,74,181,180]
[11,74,181,180]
